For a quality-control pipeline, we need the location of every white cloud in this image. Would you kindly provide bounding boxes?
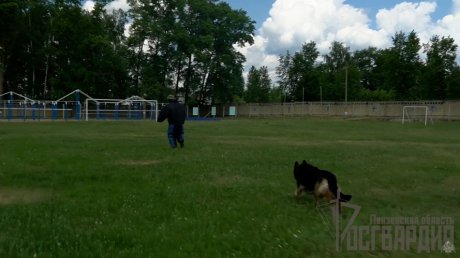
[434,2,460,46]
[81,0,130,13]
[105,0,131,13]
[260,0,373,54]
[239,0,385,82]
[82,0,95,12]
[376,2,436,33]
[236,0,460,83]
[235,36,279,84]
[124,23,132,38]
[376,1,437,44]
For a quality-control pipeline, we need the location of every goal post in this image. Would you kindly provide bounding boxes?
[85,97,158,121]
[402,105,432,126]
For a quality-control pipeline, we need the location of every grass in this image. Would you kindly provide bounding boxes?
[0,118,459,257]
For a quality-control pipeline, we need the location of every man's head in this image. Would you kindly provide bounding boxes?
[167,95,177,102]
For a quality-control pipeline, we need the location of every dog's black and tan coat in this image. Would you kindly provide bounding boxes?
[294,160,352,206]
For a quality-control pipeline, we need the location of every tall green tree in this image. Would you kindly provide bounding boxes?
[290,41,320,101]
[46,2,129,98]
[422,35,458,99]
[320,41,358,101]
[127,0,179,100]
[0,0,22,95]
[383,31,422,100]
[353,47,380,91]
[196,1,254,105]
[276,42,319,101]
[245,66,271,103]
[127,0,254,104]
[0,0,131,98]
[447,67,460,99]
[276,50,291,102]
[352,47,394,100]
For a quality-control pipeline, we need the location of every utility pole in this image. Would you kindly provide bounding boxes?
[344,65,348,105]
[320,85,323,104]
[302,87,305,103]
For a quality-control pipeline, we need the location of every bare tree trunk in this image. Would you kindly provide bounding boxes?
[199,70,209,105]
[0,66,4,95]
[29,13,36,95]
[43,55,49,97]
[43,24,53,97]
[174,53,183,94]
[0,49,4,95]
[184,53,193,104]
[198,55,215,105]
[134,42,143,90]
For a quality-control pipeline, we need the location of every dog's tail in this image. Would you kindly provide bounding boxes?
[338,192,352,202]
[326,177,352,202]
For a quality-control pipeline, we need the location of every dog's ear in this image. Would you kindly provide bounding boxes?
[294,161,299,167]
[302,160,307,165]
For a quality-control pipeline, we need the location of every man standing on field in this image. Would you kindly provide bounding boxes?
[158,95,186,148]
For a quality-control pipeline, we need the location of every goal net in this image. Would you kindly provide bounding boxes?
[402,106,432,125]
[85,97,158,121]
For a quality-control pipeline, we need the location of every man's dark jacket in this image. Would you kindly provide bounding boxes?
[158,101,186,125]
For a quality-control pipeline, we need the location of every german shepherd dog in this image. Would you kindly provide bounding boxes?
[294,160,352,206]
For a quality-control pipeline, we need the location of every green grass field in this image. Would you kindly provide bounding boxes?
[0,118,459,258]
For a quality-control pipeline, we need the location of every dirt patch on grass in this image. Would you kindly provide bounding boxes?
[212,136,260,146]
[117,159,161,166]
[369,187,393,198]
[0,187,52,205]
[211,174,256,186]
[213,136,328,147]
[336,140,396,147]
[441,176,460,192]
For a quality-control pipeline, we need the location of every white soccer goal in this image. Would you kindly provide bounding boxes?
[85,96,158,121]
[402,106,432,125]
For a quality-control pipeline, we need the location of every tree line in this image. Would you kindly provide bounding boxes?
[0,0,254,104]
[247,31,460,103]
[1,1,460,104]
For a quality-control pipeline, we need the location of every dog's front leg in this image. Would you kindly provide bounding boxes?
[294,185,305,197]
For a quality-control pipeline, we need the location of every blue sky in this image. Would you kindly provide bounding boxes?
[223,0,274,26]
[224,0,453,28]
